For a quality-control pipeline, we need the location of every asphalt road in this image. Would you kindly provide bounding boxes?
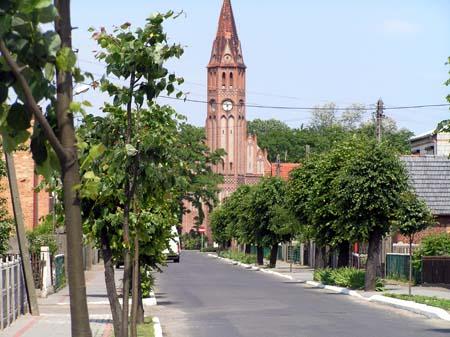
[154,251,450,337]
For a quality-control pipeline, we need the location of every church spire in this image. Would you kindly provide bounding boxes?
[216,0,238,40]
[208,0,245,68]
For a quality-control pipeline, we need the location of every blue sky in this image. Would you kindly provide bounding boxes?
[71,0,450,135]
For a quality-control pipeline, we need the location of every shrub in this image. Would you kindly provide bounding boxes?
[181,232,201,250]
[219,250,257,264]
[413,233,450,272]
[27,221,57,255]
[201,247,217,253]
[314,267,383,291]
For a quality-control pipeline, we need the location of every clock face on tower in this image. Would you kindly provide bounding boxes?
[222,100,233,112]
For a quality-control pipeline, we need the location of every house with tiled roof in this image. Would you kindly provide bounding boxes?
[399,156,450,242]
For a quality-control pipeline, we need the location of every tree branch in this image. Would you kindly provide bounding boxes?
[0,39,69,163]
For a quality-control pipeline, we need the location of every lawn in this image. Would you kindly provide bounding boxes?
[384,293,450,311]
[137,317,155,337]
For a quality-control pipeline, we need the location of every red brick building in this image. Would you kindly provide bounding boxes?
[182,0,272,235]
[0,149,51,231]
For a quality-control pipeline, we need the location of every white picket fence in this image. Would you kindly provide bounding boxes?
[0,255,28,330]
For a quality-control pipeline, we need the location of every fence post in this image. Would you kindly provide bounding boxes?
[40,247,53,298]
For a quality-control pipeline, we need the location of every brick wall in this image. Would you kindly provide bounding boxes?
[395,215,450,243]
[0,150,50,231]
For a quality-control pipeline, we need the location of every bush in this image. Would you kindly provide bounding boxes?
[181,232,201,250]
[27,222,57,255]
[201,247,217,253]
[314,267,384,291]
[413,233,450,272]
[219,250,256,264]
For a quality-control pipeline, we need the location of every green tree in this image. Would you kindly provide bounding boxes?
[0,2,93,335]
[395,191,435,294]
[334,138,409,290]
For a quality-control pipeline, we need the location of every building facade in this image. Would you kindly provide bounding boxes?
[410,130,450,156]
[181,0,270,235]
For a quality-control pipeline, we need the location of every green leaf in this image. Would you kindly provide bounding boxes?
[30,134,48,165]
[44,31,61,58]
[7,102,32,130]
[125,143,138,157]
[80,143,106,171]
[56,47,76,72]
[44,62,55,81]
[0,128,30,152]
[37,5,57,23]
[0,14,12,37]
[83,171,97,180]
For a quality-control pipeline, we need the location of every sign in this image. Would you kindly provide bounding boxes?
[198,227,206,234]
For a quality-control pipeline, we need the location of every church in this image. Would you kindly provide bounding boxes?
[181,0,276,236]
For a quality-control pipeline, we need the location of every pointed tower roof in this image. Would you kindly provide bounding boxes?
[208,0,245,69]
[217,0,239,40]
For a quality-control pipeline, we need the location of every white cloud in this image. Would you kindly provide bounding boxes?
[379,19,421,34]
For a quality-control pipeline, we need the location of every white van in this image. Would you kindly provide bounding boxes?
[163,226,180,263]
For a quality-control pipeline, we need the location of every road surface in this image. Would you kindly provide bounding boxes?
[153,251,450,337]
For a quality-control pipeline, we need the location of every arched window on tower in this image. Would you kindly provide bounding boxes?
[229,72,234,89]
[209,99,216,113]
[222,72,226,89]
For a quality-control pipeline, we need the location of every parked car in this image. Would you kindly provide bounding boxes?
[163,226,181,263]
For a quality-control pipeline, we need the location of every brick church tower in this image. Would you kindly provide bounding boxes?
[181,0,270,235]
[206,0,270,200]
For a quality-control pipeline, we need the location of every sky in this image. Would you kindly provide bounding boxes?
[71,0,450,135]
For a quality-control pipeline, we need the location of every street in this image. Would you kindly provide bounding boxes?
[154,251,450,337]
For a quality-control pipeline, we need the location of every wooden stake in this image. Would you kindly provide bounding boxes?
[4,151,39,316]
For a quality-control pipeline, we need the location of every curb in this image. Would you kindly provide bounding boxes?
[142,291,157,306]
[153,317,163,337]
[208,253,450,321]
[368,295,450,321]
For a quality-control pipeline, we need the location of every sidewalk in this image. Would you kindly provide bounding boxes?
[2,264,114,337]
[271,259,450,301]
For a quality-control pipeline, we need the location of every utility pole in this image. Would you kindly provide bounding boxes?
[276,154,281,177]
[4,152,39,316]
[376,98,384,143]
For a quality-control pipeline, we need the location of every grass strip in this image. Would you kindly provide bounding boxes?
[384,293,450,311]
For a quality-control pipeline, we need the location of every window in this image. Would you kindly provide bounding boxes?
[222,72,226,89]
[229,72,234,88]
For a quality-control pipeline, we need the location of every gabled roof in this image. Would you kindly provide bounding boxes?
[401,156,450,215]
[269,163,301,180]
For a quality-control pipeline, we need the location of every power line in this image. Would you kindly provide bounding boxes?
[158,95,450,112]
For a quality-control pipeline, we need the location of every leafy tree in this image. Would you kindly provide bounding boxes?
[0,1,94,334]
[242,177,294,267]
[334,138,409,290]
[394,191,435,294]
[310,103,337,129]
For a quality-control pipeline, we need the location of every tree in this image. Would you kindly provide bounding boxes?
[310,103,337,129]
[0,1,92,335]
[340,104,365,130]
[395,191,435,295]
[334,138,409,290]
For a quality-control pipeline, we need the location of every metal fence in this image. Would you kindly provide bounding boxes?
[0,255,28,330]
[392,243,420,254]
[385,253,421,283]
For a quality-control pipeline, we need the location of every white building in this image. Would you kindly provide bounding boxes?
[410,130,450,156]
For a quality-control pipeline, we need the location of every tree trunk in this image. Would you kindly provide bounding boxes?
[268,244,278,268]
[137,271,144,324]
[121,71,136,337]
[314,245,326,269]
[245,244,251,254]
[256,246,264,265]
[55,1,92,336]
[130,237,139,337]
[101,228,122,337]
[337,241,350,268]
[365,228,383,291]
